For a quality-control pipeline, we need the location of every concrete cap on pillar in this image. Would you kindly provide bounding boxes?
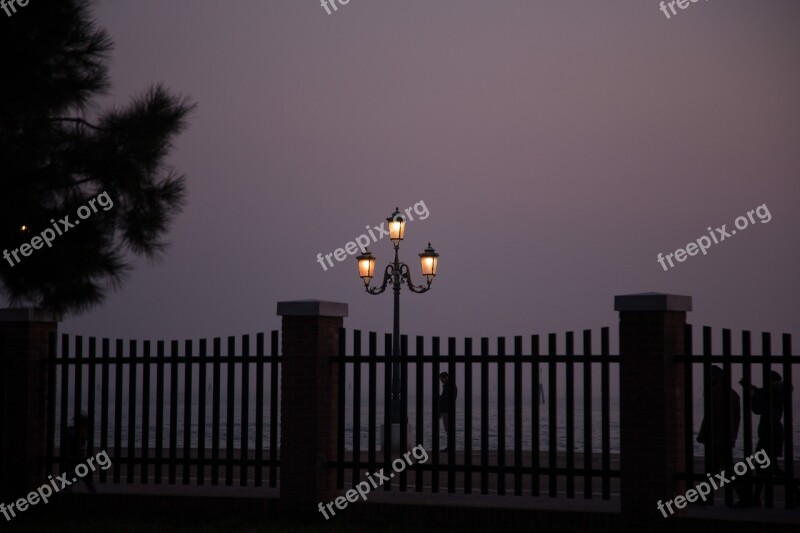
[277,300,349,318]
[614,292,692,312]
[0,308,61,322]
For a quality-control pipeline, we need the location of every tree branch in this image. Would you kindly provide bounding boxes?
[38,175,98,192]
[49,117,108,131]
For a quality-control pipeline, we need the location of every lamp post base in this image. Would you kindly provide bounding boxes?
[380,422,414,452]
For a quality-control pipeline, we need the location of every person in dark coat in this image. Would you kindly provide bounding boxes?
[697,366,743,505]
[743,371,798,506]
[439,372,457,452]
[697,366,741,473]
[63,413,96,493]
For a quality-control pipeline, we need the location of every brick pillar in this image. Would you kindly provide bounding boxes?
[277,300,348,508]
[0,308,59,498]
[615,293,691,521]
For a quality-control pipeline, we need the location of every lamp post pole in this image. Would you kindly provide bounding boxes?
[357,208,439,425]
[391,244,402,423]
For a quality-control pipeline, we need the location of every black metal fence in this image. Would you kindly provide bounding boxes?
[45,324,798,509]
[679,325,799,509]
[333,328,620,499]
[46,332,281,487]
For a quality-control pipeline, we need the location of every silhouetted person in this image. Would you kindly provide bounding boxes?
[743,371,798,507]
[439,372,457,451]
[63,413,96,493]
[697,366,742,505]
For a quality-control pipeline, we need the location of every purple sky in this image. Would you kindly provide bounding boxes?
[63,0,800,350]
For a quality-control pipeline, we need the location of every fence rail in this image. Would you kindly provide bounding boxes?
[43,323,798,509]
[678,325,799,509]
[45,332,281,487]
[332,327,620,499]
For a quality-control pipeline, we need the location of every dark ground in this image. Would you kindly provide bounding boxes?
[7,515,484,533]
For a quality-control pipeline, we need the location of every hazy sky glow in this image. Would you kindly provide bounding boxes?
[59,0,800,352]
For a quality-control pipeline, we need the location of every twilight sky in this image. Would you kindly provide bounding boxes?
[62,0,800,349]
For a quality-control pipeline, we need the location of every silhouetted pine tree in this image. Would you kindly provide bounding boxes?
[0,0,195,314]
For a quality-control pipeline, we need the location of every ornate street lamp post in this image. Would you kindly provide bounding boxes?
[356,208,439,425]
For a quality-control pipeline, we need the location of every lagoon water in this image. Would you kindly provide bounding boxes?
[55,382,799,459]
